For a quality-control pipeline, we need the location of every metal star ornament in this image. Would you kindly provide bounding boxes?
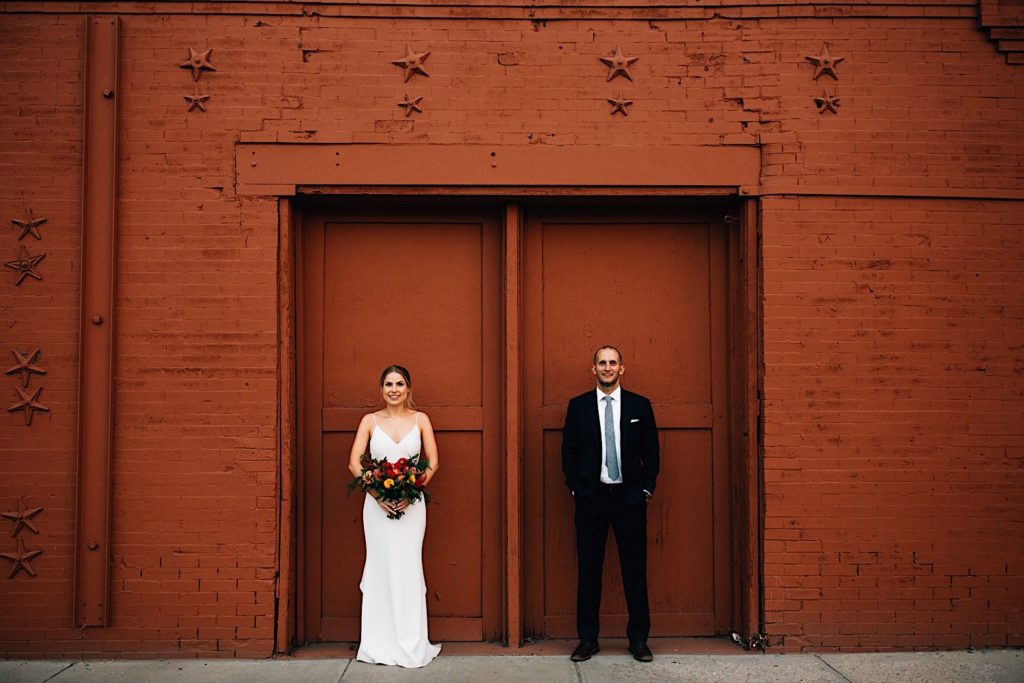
[608,94,634,116]
[0,537,43,578]
[10,211,46,241]
[805,44,844,80]
[180,47,216,81]
[392,46,430,82]
[398,93,424,117]
[600,46,639,81]
[5,349,46,388]
[2,497,43,537]
[3,245,46,285]
[184,89,210,113]
[8,385,49,425]
[815,91,841,114]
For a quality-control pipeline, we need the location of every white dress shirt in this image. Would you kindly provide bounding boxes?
[596,386,623,484]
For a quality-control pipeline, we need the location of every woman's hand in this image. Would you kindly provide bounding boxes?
[420,465,436,487]
[375,497,395,516]
[376,497,410,516]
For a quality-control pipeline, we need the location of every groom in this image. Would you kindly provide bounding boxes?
[561,345,660,663]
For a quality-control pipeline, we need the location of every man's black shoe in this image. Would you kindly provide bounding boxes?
[570,640,600,662]
[629,641,654,662]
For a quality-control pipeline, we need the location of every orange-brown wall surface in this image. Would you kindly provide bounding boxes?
[1,0,1022,656]
[762,196,1023,650]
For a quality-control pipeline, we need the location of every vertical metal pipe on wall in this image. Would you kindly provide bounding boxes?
[74,16,119,628]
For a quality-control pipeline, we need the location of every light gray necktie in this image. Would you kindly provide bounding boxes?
[603,396,620,481]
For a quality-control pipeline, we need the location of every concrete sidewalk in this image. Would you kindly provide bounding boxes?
[2,650,1022,683]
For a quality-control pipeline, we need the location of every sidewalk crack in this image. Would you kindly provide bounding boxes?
[335,658,351,683]
[815,654,854,682]
[573,660,584,683]
[41,662,77,682]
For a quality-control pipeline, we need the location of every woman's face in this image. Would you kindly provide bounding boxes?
[381,372,410,407]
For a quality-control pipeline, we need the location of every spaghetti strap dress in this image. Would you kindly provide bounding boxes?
[356,413,441,668]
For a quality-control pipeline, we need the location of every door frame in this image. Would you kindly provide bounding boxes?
[275,193,762,652]
[520,203,735,638]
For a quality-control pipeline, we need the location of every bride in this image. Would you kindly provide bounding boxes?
[347,365,441,668]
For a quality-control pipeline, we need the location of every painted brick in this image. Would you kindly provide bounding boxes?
[762,195,1023,651]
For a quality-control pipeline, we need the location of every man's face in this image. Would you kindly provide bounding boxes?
[592,348,624,391]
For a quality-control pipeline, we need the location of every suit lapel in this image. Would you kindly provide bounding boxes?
[586,392,601,441]
[619,390,632,451]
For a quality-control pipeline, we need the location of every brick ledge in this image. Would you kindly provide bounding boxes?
[980,0,1024,63]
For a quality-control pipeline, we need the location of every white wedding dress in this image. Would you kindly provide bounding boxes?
[356,414,441,668]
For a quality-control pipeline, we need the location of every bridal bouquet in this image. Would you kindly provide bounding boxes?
[347,453,431,519]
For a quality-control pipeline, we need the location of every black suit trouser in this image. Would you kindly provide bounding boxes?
[574,484,650,643]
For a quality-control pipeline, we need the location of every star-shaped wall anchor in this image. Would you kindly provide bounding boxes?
[10,210,47,241]
[184,89,210,112]
[805,43,844,80]
[0,537,43,578]
[398,93,424,117]
[2,497,43,537]
[607,94,634,116]
[180,47,216,81]
[3,245,46,285]
[5,349,46,388]
[815,91,841,114]
[8,385,49,425]
[600,46,639,81]
[392,46,430,82]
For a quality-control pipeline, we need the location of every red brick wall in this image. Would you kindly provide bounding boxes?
[0,14,90,656]
[1,14,281,658]
[762,196,1024,651]
[1,2,1022,656]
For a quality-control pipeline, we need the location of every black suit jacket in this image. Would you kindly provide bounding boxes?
[561,388,660,505]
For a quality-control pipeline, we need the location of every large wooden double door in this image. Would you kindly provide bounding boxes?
[299,202,737,643]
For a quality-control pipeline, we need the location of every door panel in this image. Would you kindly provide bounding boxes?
[320,220,486,408]
[301,209,502,642]
[523,208,732,638]
[537,219,713,405]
